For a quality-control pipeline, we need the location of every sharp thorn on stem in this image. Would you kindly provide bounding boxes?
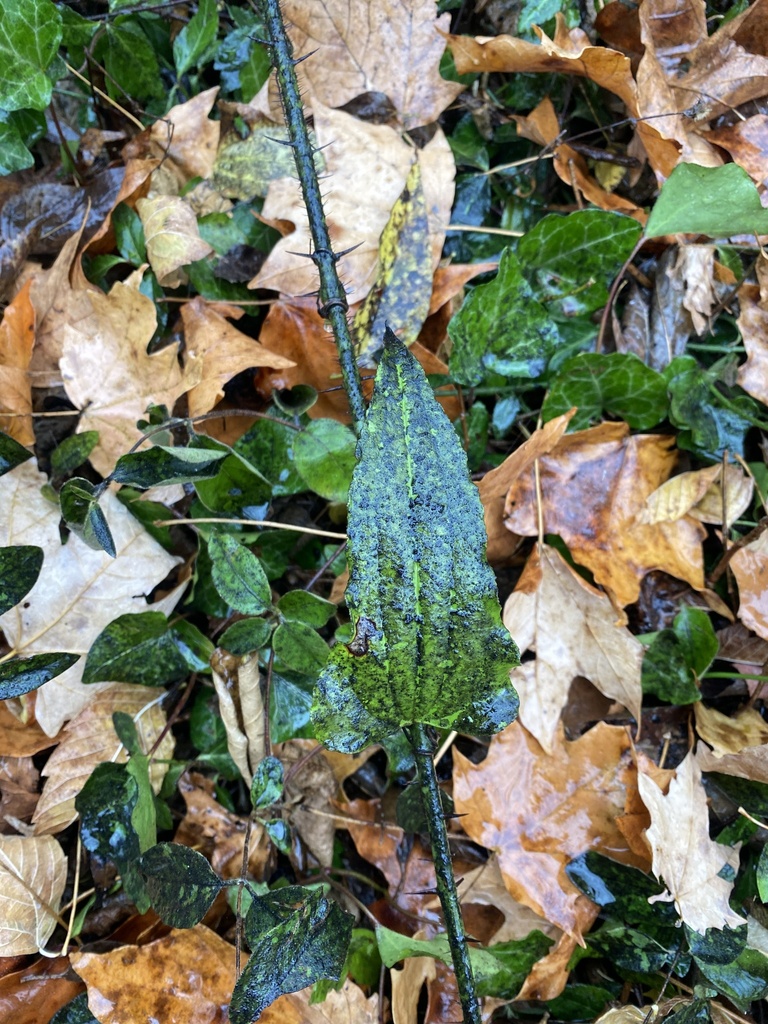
[292,49,318,64]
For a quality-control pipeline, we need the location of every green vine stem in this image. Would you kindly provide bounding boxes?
[260,0,366,429]
[408,724,482,1024]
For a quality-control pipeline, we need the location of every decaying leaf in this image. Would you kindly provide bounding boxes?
[731,529,768,640]
[0,280,35,445]
[640,463,753,526]
[738,256,768,406]
[0,835,66,954]
[695,703,768,783]
[258,978,379,1024]
[638,752,745,933]
[136,195,213,288]
[147,87,221,188]
[210,650,264,786]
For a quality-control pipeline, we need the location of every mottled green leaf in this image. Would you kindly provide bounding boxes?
[60,478,116,557]
[95,17,164,103]
[219,617,273,655]
[293,420,357,503]
[697,945,768,1011]
[83,611,204,686]
[208,533,272,614]
[270,672,314,743]
[173,0,218,75]
[277,590,336,628]
[194,449,272,518]
[235,415,306,497]
[0,652,79,700]
[546,984,614,1021]
[137,842,224,927]
[543,352,668,430]
[126,753,156,853]
[642,607,718,704]
[251,756,284,809]
[0,431,32,475]
[646,163,768,239]
[448,248,561,386]
[48,992,99,1024]
[0,545,43,615]
[688,923,747,966]
[273,620,329,676]
[477,932,555,998]
[263,818,291,853]
[0,0,62,111]
[112,711,141,755]
[312,330,519,752]
[113,446,228,488]
[51,432,100,474]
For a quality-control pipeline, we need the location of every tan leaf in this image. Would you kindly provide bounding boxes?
[59,268,202,474]
[0,756,39,834]
[391,956,436,1024]
[0,460,182,736]
[616,751,674,862]
[640,463,753,526]
[677,245,716,336]
[0,835,66,954]
[737,257,768,405]
[731,529,768,640]
[0,280,35,444]
[517,930,581,1002]
[708,114,768,187]
[251,100,454,303]
[503,423,706,608]
[210,651,264,786]
[456,856,559,944]
[279,740,340,869]
[180,297,295,417]
[136,195,213,288]
[695,703,768,783]
[503,544,644,753]
[0,704,55,757]
[638,752,745,933]
[32,684,174,835]
[453,721,644,939]
[259,979,379,1024]
[277,0,461,129]
[70,925,235,1024]
[148,87,220,187]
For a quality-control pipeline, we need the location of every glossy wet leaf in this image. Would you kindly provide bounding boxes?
[277,590,336,628]
[518,210,642,317]
[0,544,43,616]
[687,923,747,966]
[112,446,228,488]
[587,920,684,975]
[696,945,768,1011]
[293,419,357,503]
[49,992,99,1024]
[273,620,329,676]
[235,415,306,497]
[194,451,272,517]
[207,533,272,614]
[250,755,284,809]
[646,163,768,239]
[567,852,678,928]
[230,886,353,1024]
[137,842,224,927]
[448,248,560,386]
[313,330,519,752]
[0,652,79,700]
[263,818,291,854]
[376,924,507,986]
[59,478,116,558]
[0,430,32,476]
[543,353,668,430]
[83,612,207,687]
[0,0,62,112]
[478,933,555,998]
[93,18,164,104]
[642,607,718,704]
[219,617,273,655]
[50,432,100,474]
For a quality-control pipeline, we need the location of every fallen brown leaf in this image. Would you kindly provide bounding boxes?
[695,703,768,784]
[147,87,221,188]
[259,978,379,1024]
[0,280,35,445]
[0,704,55,758]
[0,955,82,1024]
[731,528,768,640]
[136,195,213,288]
[0,756,38,834]
[0,835,66,954]
[737,256,768,405]
[640,463,753,527]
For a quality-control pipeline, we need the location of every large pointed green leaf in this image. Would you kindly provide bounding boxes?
[0,545,43,615]
[312,330,519,752]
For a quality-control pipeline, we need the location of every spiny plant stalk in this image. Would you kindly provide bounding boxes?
[260,0,366,429]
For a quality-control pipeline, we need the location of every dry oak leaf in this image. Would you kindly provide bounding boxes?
[638,752,745,934]
[180,297,295,417]
[731,528,768,641]
[0,460,182,736]
[251,100,454,303]
[278,0,462,129]
[71,924,236,1024]
[391,956,436,1024]
[0,835,66,955]
[639,462,753,527]
[695,703,768,784]
[0,280,35,445]
[502,422,706,609]
[503,543,644,754]
[737,256,768,405]
[59,267,202,475]
[32,683,174,835]
[259,978,379,1024]
[136,195,214,288]
[453,720,644,940]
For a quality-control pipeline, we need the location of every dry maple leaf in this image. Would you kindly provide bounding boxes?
[147,86,220,188]
[0,280,35,445]
[278,0,462,129]
[453,720,644,940]
[250,100,454,302]
[59,268,202,475]
[0,835,66,955]
[695,703,768,784]
[502,422,706,608]
[638,752,745,934]
[0,460,183,736]
[70,925,235,1024]
[503,544,644,754]
[33,683,175,835]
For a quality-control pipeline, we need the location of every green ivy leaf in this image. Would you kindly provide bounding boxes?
[59,478,116,557]
[83,611,209,686]
[543,353,669,430]
[113,446,229,488]
[448,248,560,386]
[51,432,100,474]
[173,0,219,75]
[137,842,224,927]
[642,607,718,705]
[0,0,62,111]
[0,116,35,174]
[94,17,164,103]
[0,431,32,476]
[208,533,272,614]
[293,420,357,503]
[312,330,519,752]
[0,652,79,700]
[112,203,147,266]
[0,545,43,615]
[646,163,768,239]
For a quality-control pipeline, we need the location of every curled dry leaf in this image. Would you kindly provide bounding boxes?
[136,195,213,288]
[278,740,340,869]
[0,835,66,955]
[638,752,745,934]
[148,87,220,188]
[210,651,264,786]
[695,703,768,784]
[640,463,753,526]
[70,925,235,1024]
[33,683,174,836]
[503,544,643,754]
[0,460,182,736]
[0,280,35,445]
[737,256,768,406]
[731,528,768,641]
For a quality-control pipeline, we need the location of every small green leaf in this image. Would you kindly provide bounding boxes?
[646,163,768,239]
[0,431,32,475]
[273,620,329,676]
[95,17,164,103]
[448,248,561,386]
[0,545,43,615]
[51,432,100,474]
[173,0,218,75]
[235,415,306,497]
[696,945,768,1011]
[126,753,157,853]
[113,446,228,488]
[0,0,62,111]
[48,992,99,1024]
[273,386,318,417]
[642,607,718,705]
[250,756,284,809]
[0,116,35,174]
[0,652,79,700]
[137,842,224,927]
[687,923,747,966]
[277,590,336,628]
[112,711,141,754]
[60,478,116,557]
[666,356,758,461]
[293,420,357,503]
[477,932,555,998]
[208,533,272,614]
[263,818,291,854]
[376,924,507,986]
[219,617,273,655]
[83,612,192,686]
[757,845,768,902]
[112,203,146,266]
[194,451,272,517]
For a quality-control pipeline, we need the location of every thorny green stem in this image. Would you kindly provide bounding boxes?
[259,0,366,430]
[407,723,482,1024]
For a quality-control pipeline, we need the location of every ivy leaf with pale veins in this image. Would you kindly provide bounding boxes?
[312,329,519,752]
